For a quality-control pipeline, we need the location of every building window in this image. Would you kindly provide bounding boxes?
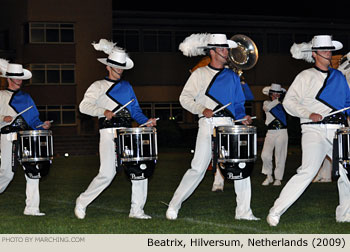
[29,22,75,43]
[37,105,76,126]
[29,64,75,85]
[113,29,140,51]
[140,102,184,122]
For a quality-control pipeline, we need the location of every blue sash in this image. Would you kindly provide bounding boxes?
[9,90,44,130]
[106,79,148,124]
[316,68,350,116]
[241,82,254,101]
[270,103,287,126]
[205,68,246,119]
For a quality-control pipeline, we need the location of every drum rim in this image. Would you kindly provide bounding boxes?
[217,157,257,163]
[117,127,157,134]
[20,157,53,162]
[216,125,256,133]
[337,127,350,133]
[121,156,158,162]
[18,130,53,135]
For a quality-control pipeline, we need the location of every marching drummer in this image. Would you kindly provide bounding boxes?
[0,59,51,216]
[74,39,157,220]
[267,35,350,226]
[166,33,259,221]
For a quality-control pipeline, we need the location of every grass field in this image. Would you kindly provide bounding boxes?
[0,145,350,234]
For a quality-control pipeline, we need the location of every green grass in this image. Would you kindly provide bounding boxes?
[0,146,350,234]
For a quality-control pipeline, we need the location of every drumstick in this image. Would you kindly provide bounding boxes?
[6,106,33,125]
[16,106,34,117]
[139,118,160,127]
[36,120,53,128]
[104,99,135,121]
[323,107,350,118]
[198,102,232,119]
[213,102,232,115]
[114,99,134,114]
[234,116,257,123]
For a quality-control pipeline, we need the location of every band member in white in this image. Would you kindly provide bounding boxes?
[211,76,255,192]
[0,60,51,216]
[166,34,259,221]
[74,40,156,220]
[267,35,350,226]
[261,83,288,186]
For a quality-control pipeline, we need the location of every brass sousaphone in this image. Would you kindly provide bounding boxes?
[228,34,259,75]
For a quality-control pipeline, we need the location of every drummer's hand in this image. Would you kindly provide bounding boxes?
[242,115,252,125]
[203,108,213,118]
[104,110,115,120]
[42,121,51,129]
[309,113,322,122]
[146,118,157,127]
[3,116,13,123]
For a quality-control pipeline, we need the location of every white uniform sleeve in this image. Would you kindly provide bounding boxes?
[79,81,106,117]
[282,74,312,119]
[0,92,8,126]
[179,71,206,115]
[263,99,279,112]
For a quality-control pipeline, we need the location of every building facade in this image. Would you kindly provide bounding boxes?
[1,1,350,143]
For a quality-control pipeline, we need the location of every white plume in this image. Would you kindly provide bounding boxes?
[179,33,211,57]
[290,42,314,63]
[92,39,116,55]
[0,58,9,75]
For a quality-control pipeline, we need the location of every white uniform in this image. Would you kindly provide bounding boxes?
[167,66,257,220]
[0,90,41,214]
[75,79,149,217]
[269,67,350,223]
[261,99,288,181]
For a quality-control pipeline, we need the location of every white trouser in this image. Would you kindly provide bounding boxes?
[261,129,288,180]
[76,128,148,215]
[213,168,224,186]
[0,133,40,212]
[169,117,255,218]
[269,124,350,222]
[314,156,332,181]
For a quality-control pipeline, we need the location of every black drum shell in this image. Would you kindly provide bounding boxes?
[212,125,257,180]
[22,160,51,179]
[218,162,254,180]
[122,160,156,180]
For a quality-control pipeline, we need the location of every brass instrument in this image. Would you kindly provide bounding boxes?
[228,34,259,76]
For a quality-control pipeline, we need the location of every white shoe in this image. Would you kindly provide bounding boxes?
[211,183,224,192]
[262,175,274,186]
[129,212,152,219]
[166,207,178,220]
[235,214,260,221]
[273,180,281,186]
[74,204,86,219]
[23,210,45,216]
[266,213,280,227]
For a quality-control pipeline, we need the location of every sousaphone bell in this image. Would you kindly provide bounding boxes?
[228,34,259,75]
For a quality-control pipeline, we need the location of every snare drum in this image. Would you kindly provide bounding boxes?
[115,127,158,180]
[333,127,350,180]
[17,130,54,163]
[212,125,257,180]
[17,130,53,179]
